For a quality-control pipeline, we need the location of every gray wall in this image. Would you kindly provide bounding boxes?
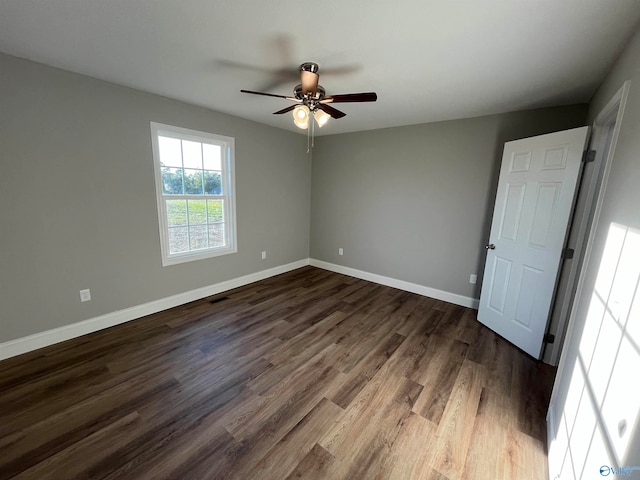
[310,106,587,300]
[0,51,591,349]
[550,27,640,470]
[0,53,311,343]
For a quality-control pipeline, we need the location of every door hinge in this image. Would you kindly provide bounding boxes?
[563,247,575,260]
[582,149,596,163]
[544,333,555,344]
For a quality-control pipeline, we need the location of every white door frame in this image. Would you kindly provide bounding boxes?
[545,81,631,366]
[546,80,631,479]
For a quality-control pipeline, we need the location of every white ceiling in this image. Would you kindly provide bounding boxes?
[1,1,639,136]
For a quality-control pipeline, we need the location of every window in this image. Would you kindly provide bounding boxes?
[150,122,236,266]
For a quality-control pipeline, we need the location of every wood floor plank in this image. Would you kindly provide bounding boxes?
[284,443,337,480]
[246,397,343,480]
[395,295,437,337]
[410,334,469,423]
[0,266,556,480]
[432,359,486,479]
[461,388,510,480]
[330,331,406,408]
[320,369,422,456]
[461,388,549,480]
[227,347,340,441]
[137,426,240,480]
[321,375,423,479]
[0,346,185,442]
[0,375,178,478]
[221,370,343,480]
[510,353,556,443]
[374,411,438,480]
[267,310,347,365]
[13,411,142,480]
[317,357,403,457]
[100,396,246,480]
[332,305,404,374]
[504,428,548,480]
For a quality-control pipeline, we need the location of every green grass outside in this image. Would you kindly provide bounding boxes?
[166,199,223,226]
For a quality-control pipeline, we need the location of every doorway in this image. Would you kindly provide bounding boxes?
[546,81,632,480]
[543,82,631,366]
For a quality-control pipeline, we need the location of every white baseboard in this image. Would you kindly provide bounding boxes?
[0,259,310,361]
[1,258,479,361]
[309,259,479,309]
[546,402,556,445]
[546,402,557,480]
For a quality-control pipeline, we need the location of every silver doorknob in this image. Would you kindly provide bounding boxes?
[485,244,496,250]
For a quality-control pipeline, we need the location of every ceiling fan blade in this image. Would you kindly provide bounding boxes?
[258,76,297,94]
[218,59,278,75]
[318,103,346,119]
[300,71,319,96]
[318,65,361,76]
[322,92,378,103]
[273,105,296,115]
[240,89,297,101]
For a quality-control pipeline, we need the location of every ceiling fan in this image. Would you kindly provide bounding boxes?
[240,62,377,131]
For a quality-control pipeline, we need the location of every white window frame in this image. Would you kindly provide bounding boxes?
[150,122,237,266]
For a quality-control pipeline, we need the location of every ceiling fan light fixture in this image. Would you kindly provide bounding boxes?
[241,61,377,145]
[292,105,310,129]
[314,109,330,128]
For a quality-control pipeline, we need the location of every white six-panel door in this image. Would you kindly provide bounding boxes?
[478,127,589,358]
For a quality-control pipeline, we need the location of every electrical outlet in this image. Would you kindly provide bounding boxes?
[80,289,91,302]
[469,274,477,285]
[338,248,344,256]
[261,251,267,260]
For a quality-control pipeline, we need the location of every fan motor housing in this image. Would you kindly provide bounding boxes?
[299,62,319,74]
[294,84,325,100]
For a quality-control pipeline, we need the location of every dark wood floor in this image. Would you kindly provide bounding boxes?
[0,266,555,480]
